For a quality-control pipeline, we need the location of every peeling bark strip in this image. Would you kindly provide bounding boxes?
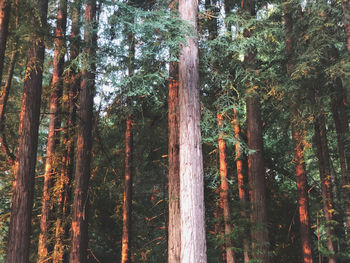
[217,113,235,263]
[179,0,207,262]
[168,0,180,259]
[5,0,48,262]
[121,116,133,263]
[69,0,96,261]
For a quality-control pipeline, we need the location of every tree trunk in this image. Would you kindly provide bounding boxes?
[121,116,133,263]
[5,0,48,262]
[37,0,67,261]
[179,0,207,262]
[343,0,350,54]
[168,1,180,262]
[311,89,337,263]
[283,4,313,262]
[233,107,250,263]
[69,0,96,261]
[0,0,10,85]
[217,113,235,263]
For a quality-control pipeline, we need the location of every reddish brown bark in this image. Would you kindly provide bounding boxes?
[217,113,235,263]
[121,116,133,263]
[311,90,337,263]
[5,0,48,262]
[168,1,180,260]
[233,107,250,263]
[283,4,313,262]
[343,1,350,54]
[0,0,10,84]
[69,0,96,261]
[179,0,207,261]
[37,0,67,261]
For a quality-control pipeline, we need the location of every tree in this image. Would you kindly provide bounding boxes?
[69,0,97,261]
[0,0,10,85]
[5,0,49,261]
[179,0,207,261]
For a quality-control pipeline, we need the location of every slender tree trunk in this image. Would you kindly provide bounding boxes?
[69,0,96,261]
[121,116,133,263]
[0,0,10,85]
[311,89,337,263]
[233,107,250,263]
[343,0,350,54]
[217,113,235,263]
[179,0,207,262]
[37,0,67,261]
[283,4,313,262]
[168,1,180,262]
[214,197,225,262]
[5,0,48,262]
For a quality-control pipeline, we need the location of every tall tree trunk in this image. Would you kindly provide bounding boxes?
[0,0,10,85]
[37,0,67,261]
[283,4,313,262]
[343,0,350,54]
[168,1,180,262]
[5,0,48,262]
[53,1,80,262]
[121,115,133,263]
[233,107,250,263]
[311,89,337,263]
[217,113,235,263]
[69,0,96,261]
[179,0,207,262]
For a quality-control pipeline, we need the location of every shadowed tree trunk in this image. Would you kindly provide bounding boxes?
[283,3,313,262]
[0,0,10,85]
[37,0,67,261]
[167,2,180,262]
[5,0,48,262]
[179,0,207,261]
[217,113,235,263]
[69,0,96,261]
[121,115,133,263]
[233,107,250,263]
[53,1,81,262]
[343,1,350,54]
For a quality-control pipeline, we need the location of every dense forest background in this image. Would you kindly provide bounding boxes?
[0,0,350,262]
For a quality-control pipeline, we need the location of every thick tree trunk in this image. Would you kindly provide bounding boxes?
[121,116,133,263]
[69,0,96,261]
[168,1,180,261]
[5,0,48,262]
[233,107,250,263]
[311,89,337,263]
[37,0,67,261]
[217,113,235,263]
[0,0,10,85]
[283,4,313,262]
[179,0,207,262]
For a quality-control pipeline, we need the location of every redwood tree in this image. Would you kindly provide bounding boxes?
[179,0,207,261]
[5,0,48,261]
[0,0,10,85]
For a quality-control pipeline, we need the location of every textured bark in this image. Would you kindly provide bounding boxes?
[217,114,235,263]
[37,0,67,261]
[283,5,313,262]
[343,0,350,54]
[121,116,133,263]
[0,0,10,85]
[53,1,80,262]
[233,107,250,263]
[179,0,207,262]
[69,0,96,261]
[5,0,48,262]
[168,1,180,260]
[311,89,337,263]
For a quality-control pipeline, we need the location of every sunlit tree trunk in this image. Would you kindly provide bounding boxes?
[121,115,133,263]
[168,2,180,262]
[5,0,48,262]
[37,0,67,261]
[179,0,207,261]
[53,1,80,262]
[311,89,337,263]
[69,0,96,261]
[233,107,250,263]
[217,113,235,263]
[283,4,313,262]
[0,0,10,85]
